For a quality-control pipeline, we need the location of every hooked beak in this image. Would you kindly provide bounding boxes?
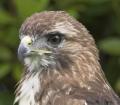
[18,36,51,61]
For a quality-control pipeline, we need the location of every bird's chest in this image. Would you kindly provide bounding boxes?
[16,73,40,105]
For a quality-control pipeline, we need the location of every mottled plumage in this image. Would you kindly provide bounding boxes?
[15,11,120,105]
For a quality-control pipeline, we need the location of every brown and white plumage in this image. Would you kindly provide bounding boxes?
[15,11,120,105]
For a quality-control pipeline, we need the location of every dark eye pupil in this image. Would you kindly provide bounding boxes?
[48,35,62,45]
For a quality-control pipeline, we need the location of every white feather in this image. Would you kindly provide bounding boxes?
[15,73,40,105]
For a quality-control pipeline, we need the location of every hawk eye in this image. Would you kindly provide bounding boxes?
[47,33,64,47]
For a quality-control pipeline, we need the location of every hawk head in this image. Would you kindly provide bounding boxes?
[16,11,120,105]
[18,11,98,73]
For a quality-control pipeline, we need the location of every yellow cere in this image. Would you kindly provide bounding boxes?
[21,36,32,45]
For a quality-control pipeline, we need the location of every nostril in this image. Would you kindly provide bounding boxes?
[28,42,32,45]
[21,36,32,46]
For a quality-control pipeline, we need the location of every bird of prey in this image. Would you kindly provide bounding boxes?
[15,11,120,105]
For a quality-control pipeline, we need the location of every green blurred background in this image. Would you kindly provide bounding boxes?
[0,0,120,104]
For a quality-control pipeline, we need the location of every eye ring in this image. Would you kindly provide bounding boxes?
[47,32,64,47]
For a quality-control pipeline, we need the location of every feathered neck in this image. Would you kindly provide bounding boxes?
[15,51,119,105]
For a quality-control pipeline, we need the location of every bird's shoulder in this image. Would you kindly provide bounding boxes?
[49,87,119,105]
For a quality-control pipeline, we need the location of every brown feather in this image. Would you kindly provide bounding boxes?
[16,11,120,105]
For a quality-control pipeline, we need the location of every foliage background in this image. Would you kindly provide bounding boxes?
[0,0,120,104]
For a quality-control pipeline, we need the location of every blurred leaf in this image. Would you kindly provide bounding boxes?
[115,78,120,94]
[15,0,48,19]
[0,10,14,24]
[0,64,10,79]
[99,38,120,56]
[82,0,109,4]
[0,91,14,105]
[0,31,4,39]
[114,17,120,34]
[12,64,22,81]
[3,26,19,47]
[67,9,79,18]
[0,46,12,60]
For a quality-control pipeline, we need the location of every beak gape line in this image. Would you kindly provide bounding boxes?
[18,36,52,61]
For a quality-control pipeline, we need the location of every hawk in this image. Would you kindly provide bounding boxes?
[15,11,120,105]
